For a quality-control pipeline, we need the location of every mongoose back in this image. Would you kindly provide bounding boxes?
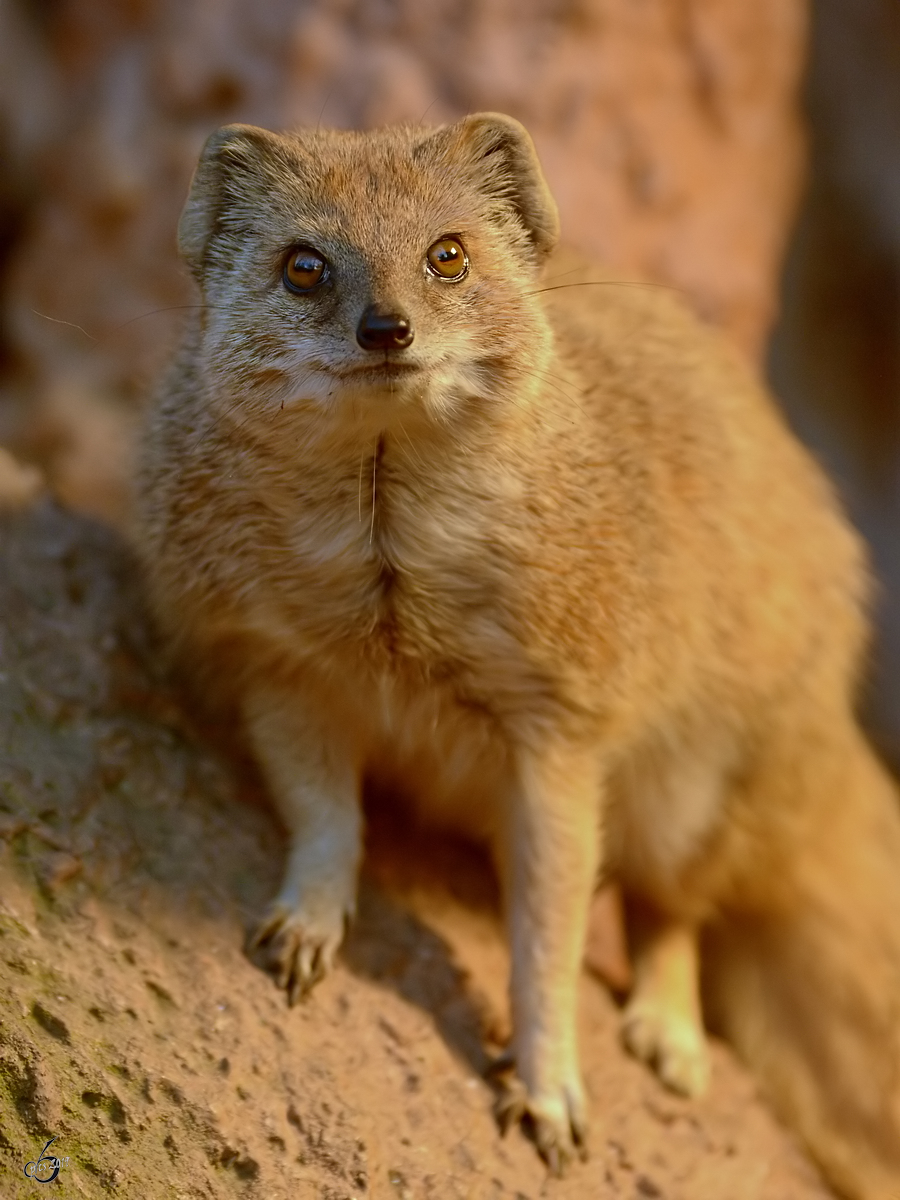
[137,114,900,1198]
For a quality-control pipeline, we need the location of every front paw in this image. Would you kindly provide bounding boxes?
[491,1054,589,1176]
[246,901,349,1005]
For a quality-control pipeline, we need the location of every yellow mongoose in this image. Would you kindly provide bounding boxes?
[137,114,900,1197]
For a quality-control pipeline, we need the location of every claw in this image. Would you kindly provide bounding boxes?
[530,1114,561,1175]
[494,1075,527,1135]
[245,902,344,1005]
[526,1112,585,1176]
[492,1068,588,1173]
[245,907,282,953]
[543,1138,562,1179]
[485,1048,516,1080]
[571,1111,589,1160]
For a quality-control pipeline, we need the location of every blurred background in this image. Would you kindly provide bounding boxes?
[0,0,898,759]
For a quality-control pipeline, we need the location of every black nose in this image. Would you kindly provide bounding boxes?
[356,304,414,351]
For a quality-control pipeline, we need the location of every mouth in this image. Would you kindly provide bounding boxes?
[334,360,423,381]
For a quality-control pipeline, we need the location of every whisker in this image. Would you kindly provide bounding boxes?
[534,266,589,287]
[30,310,96,341]
[316,87,334,133]
[184,369,306,462]
[396,420,426,471]
[369,448,377,544]
[416,97,440,126]
[32,303,228,347]
[526,280,683,298]
[529,366,589,420]
[110,304,228,333]
[528,362,587,398]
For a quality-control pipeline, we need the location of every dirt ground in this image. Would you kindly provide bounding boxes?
[0,498,833,1198]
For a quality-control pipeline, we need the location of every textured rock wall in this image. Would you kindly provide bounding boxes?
[768,0,900,762]
[0,500,833,1199]
[0,0,808,521]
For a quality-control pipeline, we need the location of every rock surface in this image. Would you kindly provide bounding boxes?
[0,5,840,1193]
[0,0,808,521]
[0,501,834,1198]
[768,0,900,764]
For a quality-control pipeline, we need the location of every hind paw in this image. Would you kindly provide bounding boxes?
[622,998,710,1097]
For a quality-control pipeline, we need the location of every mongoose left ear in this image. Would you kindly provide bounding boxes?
[442,113,560,263]
[178,124,284,278]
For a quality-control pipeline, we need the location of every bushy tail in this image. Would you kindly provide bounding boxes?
[704,739,900,1200]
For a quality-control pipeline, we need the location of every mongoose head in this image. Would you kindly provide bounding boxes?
[177,114,559,435]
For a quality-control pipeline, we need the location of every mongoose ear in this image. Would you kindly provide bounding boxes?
[441,113,560,263]
[178,124,282,277]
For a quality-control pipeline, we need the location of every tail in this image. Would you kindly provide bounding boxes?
[704,736,900,1200]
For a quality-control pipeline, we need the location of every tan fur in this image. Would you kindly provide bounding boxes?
[136,114,900,1195]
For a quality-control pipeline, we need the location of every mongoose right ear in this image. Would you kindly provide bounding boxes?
[178,124,283,278]
[430,113,560,264]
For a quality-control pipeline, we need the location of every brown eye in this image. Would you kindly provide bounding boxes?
[283,246,327,293]
[425,237,468,281]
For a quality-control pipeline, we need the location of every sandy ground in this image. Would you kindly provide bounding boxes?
[0,499,833,1199]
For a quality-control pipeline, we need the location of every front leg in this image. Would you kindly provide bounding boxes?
[496,740,604,1173]
[243,685,362,1004]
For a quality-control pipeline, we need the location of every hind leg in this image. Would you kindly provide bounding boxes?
[621,904,710,1097]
